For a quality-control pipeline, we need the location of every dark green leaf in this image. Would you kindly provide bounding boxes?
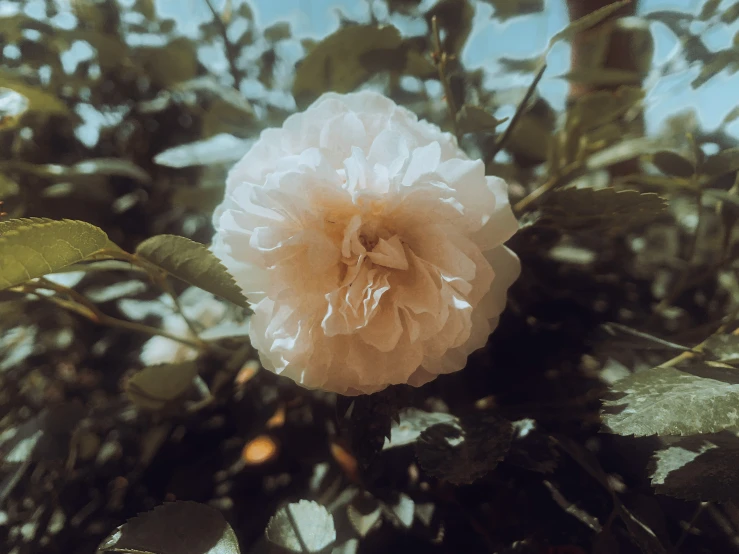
[650,150,695,177]
[499,56,544,73]
[702,147,739,177]
[97,501,240,554]
[415,413,513,485]
[602,366,739,436]
[266,500,336,553]
[456,105,507,134]
[484,0,544,21]
[126,362,199,411]
[135,234,248,308]
[0,218,111,290]
[293,25,433,102]
[540,188,667,235]
[570,87,644,133]
[338,386,409,468]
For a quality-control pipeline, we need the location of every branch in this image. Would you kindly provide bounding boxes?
[203,0,242,87]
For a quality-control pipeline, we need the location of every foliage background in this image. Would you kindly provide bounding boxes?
[2,0,739,553]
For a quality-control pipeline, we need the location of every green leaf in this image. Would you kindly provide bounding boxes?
[558,68,641,86]
[266,500,336,553]
[702,147,739,177]
[484,0,544,21]
[126,361,199,411]
[548,0,631,48]
[723,105,739,126]
[721,3,739,24]
[540,188,667,235]
[498,55,544,73]
[602,366,739,436]
[699,0,722,20]
[415,413,513,485]
[0,218,110,290]
[703,334,739,364]
[651,434,739,502]
[135,234,248,308]
[264,21,291,42]
[650,150,695,178]
[456,105,507,134]
[134,37,198,88]
[97,501,240,554]
[292,25,434,102]
[690,50,735,88]
[154,134,252,168]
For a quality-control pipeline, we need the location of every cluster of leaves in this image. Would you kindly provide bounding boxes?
[2,0,739,553]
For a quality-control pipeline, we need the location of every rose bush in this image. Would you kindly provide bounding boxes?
[211,91,520,395]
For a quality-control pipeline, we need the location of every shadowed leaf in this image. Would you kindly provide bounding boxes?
[416,413,513,485]
[126,362,199,411]
[456,105,507,134]
[540,188,667,235]
[651,433,739,502]
[548,0,631,47]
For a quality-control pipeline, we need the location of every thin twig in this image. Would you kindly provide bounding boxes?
[22,284,205,351]
[492,62,547,160]
[603,322,699,353]
[431,15,460,138]
[203,0,242,86]
[670,502,707,554]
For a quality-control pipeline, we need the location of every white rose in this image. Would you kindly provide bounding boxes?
[211,91,520,395]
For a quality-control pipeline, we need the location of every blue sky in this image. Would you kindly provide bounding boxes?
[157,0,739,140]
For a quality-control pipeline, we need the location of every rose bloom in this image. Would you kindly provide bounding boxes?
[211,91,520,395]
